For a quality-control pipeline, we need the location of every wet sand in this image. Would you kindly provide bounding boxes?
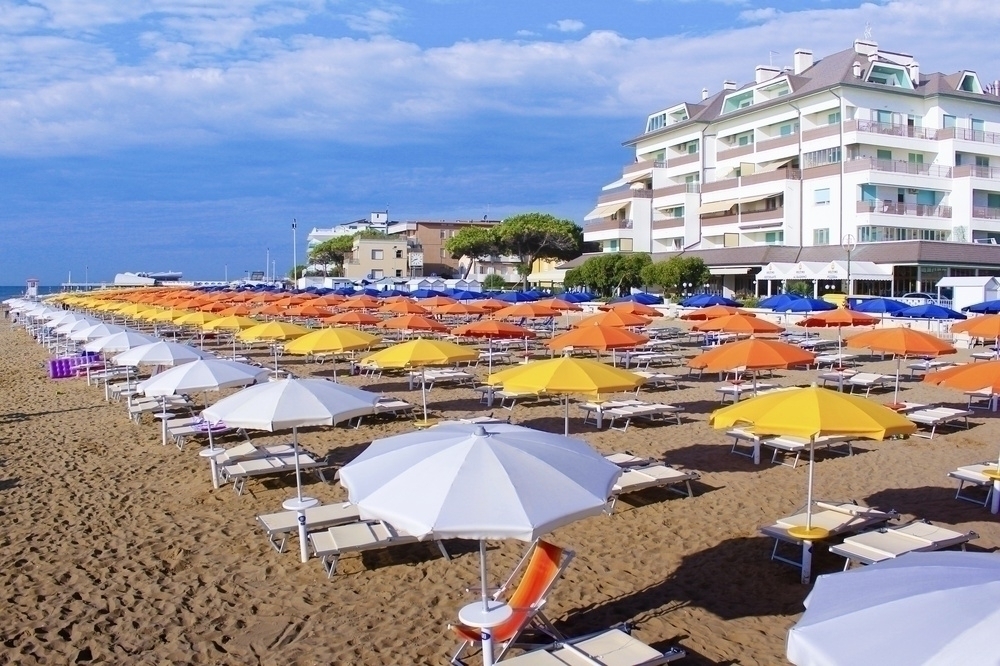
[1,319,998,665]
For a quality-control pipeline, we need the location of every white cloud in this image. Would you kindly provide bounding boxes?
[3,1,1000,157]
[739,7,780,22]
[548,19,585,33]
[340,6,406,34]
[515,29,538,37]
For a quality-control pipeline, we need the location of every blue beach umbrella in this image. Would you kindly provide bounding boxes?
[851,298,908,315]
[964,299,1000,314]
[759,293,803,309]
[685,294,741,307]
[774,298,837,313]
[409,288,446,299]
[495,291,538,303]
[609,293,663,306]
[896,303,967,320]
[449,290,481,301]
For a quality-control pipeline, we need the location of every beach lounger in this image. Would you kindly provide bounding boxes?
[761,502,898,576]
[212,441,295,466]
[965,390,999,412]
[603,452,656,468]
[948,462,997,507]
[497,627,686,665]
[715,382,776,403]
[608,464,699,510]
[907,407,973,438]
[605,403,681,432]
[451,540,572,665]
[634,371,680,391]
[844,372,890,396]
[308,520,450,578]
[223,453,330,495]
[128,396,193,424]
[497,390,550,411]
[813,352,857,368]
[829,521,977,569]
[256,502,362,554]
[907,358,953,378]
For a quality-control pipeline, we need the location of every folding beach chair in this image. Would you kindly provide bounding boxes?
[498,626,686,665]
[948,462,997,507]
[308,520,451,577]
[829,520,978,569]
[450,539,573,665]
[608,464,700,510]
[256,502,362,554]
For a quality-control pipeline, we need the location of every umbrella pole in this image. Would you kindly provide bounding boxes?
[479,538,497,666]
[206,425,221,489]
[283,425,317,564]
[801,435,817,585]
[893,356,901,405]
[564,395,570,436]
[422,367,429,422]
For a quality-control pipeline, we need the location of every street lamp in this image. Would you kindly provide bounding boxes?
[841,233,857,301]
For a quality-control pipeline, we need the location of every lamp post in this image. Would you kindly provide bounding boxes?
[841,233,857,303]
[292,218,298,289]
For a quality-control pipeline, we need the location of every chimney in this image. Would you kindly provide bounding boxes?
[701,87,709,100]
[853,61,863,78]
[854,39,878,57]
[994,80,999,96]
[793,49,813,74]
[723,80,737,91]
[908,61,920,85]
[755,65,780,83]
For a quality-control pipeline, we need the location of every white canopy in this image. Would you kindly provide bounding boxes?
[584,204,625,221]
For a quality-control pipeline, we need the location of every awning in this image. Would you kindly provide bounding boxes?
[756,158,795,173]
[699,199,738,215]
[737,192,783,207]
[602,167,654,191]
[526,269,566,283]
[709,267,753,276]
[584,204,625,221]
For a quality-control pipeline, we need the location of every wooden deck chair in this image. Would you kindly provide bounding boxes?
[450,539,574,665]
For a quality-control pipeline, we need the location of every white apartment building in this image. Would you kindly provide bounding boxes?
[580,39,1000,296]
[306,211,389,249]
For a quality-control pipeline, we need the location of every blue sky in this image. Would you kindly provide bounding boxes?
[2,0,998,284]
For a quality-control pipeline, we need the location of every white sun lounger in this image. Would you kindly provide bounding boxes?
[308,520,451,577]
[605,403,681,432]
[907,407,973,438]
[829,521,978,569]
[223,453,330,495]
[948,462,997,507]
[256,502,362,553]
[498,627,686,665]
[603,452,656,468]
[907,358,954,378]
[634,371,680,391]
[715,382,776,403]
[727,429,854,467]
[609,464,699,510]
[844,372,890,396]
[212,442,296,467]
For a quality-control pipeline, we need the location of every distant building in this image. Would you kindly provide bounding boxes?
[576,39,1000,298]
[307,211,389,248]
[343,237,409,281]
[385,219,503,278]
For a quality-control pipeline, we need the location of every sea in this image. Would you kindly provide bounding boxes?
[0,286,63,301]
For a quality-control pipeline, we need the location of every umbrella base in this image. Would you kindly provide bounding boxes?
[982,469,1000,481]
[413,418,438,429]
[788,526,831,540]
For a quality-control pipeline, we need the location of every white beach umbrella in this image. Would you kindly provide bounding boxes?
[338,421,621,666]
[787,551,1000,666]
[44,312,87,328]
[54,318,99,336]
[70,322,126,341]
[114,340,211,367]
[204,378,381,562]
[83,330,157,353]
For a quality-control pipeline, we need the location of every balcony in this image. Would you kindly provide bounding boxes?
[856,201,953,218]
[938,127,1000,145]
[716,143,754,161]
[584,218,634,232]
[803,124,841,141]
[598,187,653,204]
[623,160,657,175]
[845,157,953,178]
[701,168,801,193]
[651,182,700,197]
[668,152,699,167]
[652,217,684,230]
[954,165,1000,180]
[756,132,799,151]
[847,120,938,140]
[973,206,1000,219]
[702,207,784,227]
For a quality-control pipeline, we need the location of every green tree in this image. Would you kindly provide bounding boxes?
[287,264,308,281]
[563,253,650,297]
[640,257,710,297]
[445,226,500,278]
[309,236,355,277]
[493,213,583,287]
[482,273,507,290]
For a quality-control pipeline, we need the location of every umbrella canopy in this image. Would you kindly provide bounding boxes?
[693,313,784,335]
[379,300,430,316]
[236,321,311,342]
[495,291,538,303]
[323,311,380,326]
[787,552,1000,666]
[493,303,559,319]
[475,299,509,312]
[113,341,210,367]
[688,338,814,373]
[759,293,803,309]
[138,358,268,397]
[923,360,1000,394]
[536,298,582,312]
[282,327,379,355]
[851,298,908,314]
[284,303,334,318]
[774,298,837,313]
[83,330,158,353]
[897,303,967,320]
[680,305,751,320]
[451,320,535,339]
[434,302,488,316]
[711,386,915,582]
[573,311,651,328]
[408,289,446,299]
[377,314,448,333]
[952,314,1000,338]
[847,327,957,404]
[202,315,259,331]
[797,309,879,328]
[963,299,1000,314]
[683,294,740,307]
[417,296,458,308]
[69,322,126,341]
[173,311,220,327]
[608,293,663,306]
[547,325,649,352]
[598,301,661,317]
[340,295,382,310]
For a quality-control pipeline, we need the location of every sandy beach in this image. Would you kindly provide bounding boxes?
[2,317,999,665]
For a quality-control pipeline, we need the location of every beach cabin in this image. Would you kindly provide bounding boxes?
[936,276,1000,312]
[443,278,482,293]
[406,277,446,293]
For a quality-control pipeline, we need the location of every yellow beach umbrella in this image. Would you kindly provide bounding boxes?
[237,321,311,374]
[709,385,915,582]
[202,315,262,358]
[173,311,220,327]
[363,339,479,422]
[487,357,643,435]
[146,308,192,323]
[284,327,380,380]
[115,303,155,318]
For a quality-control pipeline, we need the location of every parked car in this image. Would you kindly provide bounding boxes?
[901,292,937,304]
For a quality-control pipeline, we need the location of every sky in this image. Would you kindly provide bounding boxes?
[3,0,1000,284]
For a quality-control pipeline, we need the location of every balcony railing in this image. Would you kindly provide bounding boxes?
[802,124,841,141]
[598,187,654,204]
[845,157,953,178]
[651,182,701,197]
[701,168,801,193]
[755,132,799,151]
[954,165,1000,180]
[856,201,953,218]
[938,127,1000,145]
[702,207,784,225]
[849,120,938,140]
[973,206,1000,219]
[584,218,634,232]
[668,152,699,167]
[623,160,656,175]
[716,143,754,161]
[652,217,684,230]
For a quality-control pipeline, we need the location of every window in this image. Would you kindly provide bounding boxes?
[764,231,784,245]
[827,111,841,125]
[607,239,620,252]
[686,140,699,154]
[779,123,794,137]
[988,193,1000,209]
[943,114,956,129]
[814,188,831,205]
[861,184,877,202]
[395,269,403,277]
[803,147,841,168]
[960,73,983,93]
[395,249,403,259]
[973,118,985,134]
[672,206,684,218]
[646,113,667,133]
[867,64,914,89]
[813,229,830,245]
[908,153,923,164]
[722,90,754,114]
[440,229,447,239]
[478,264,486,274]
[876,110,892,125]
[684,173,700,184]
[439,248,447,258]
[877,149,892,162]
[736,132,754,147]
[371,269,384,279]
[976,156,990,168]
[371,249,384,260]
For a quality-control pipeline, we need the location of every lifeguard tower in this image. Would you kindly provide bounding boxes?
[26,278,39,298]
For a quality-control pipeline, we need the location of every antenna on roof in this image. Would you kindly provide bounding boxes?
[863,22,872,40]
[769,50,779,67]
